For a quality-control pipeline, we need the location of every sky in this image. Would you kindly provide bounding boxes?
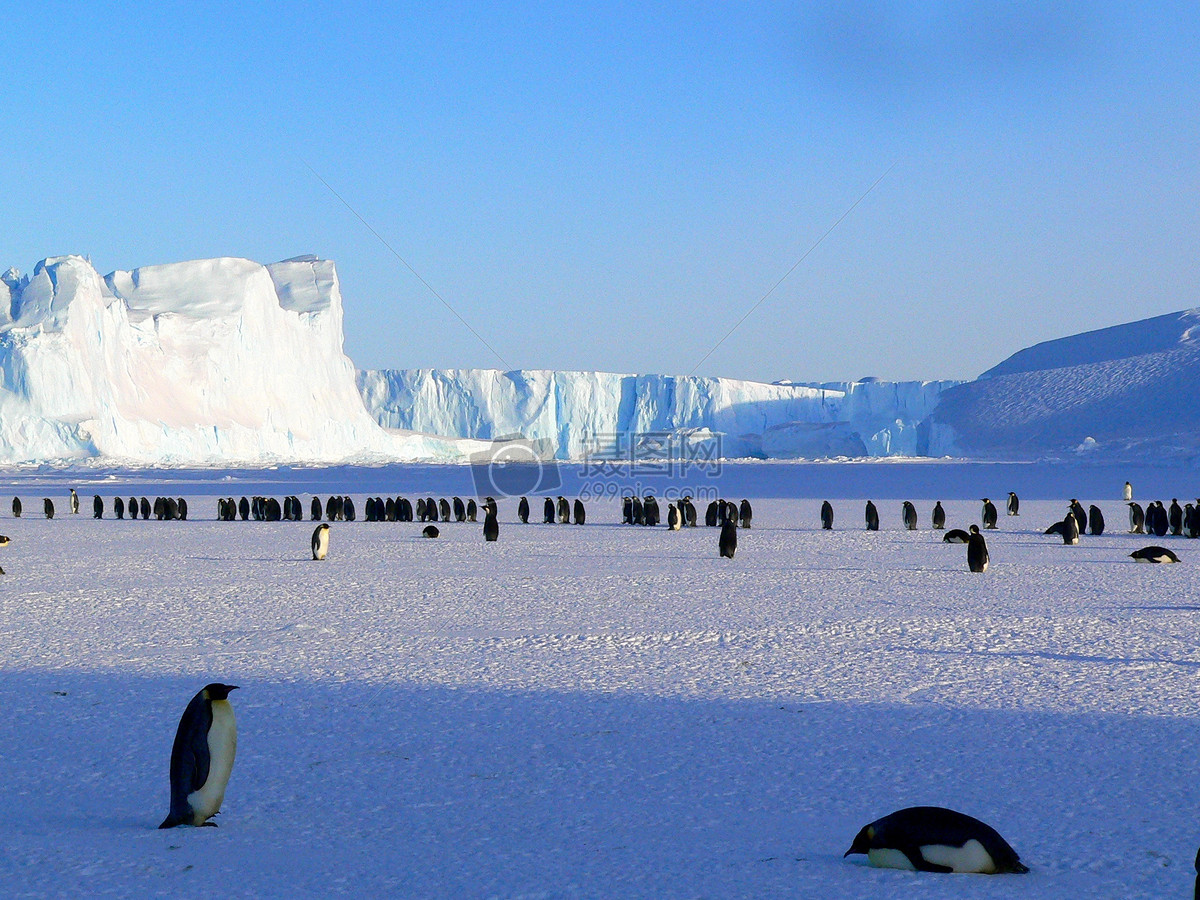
[2,1,1198,383]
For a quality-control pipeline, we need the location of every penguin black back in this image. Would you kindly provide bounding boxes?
[573,499,585,525]
[43,498,54,519]
[820,500,833,530]
[11,496,20,518]
[901,501,918,531]
[967,525,989,573]
[845,806,1027,874]
[719,519,737,558]
[931,501,945,530]
[483,508,499,542]
[1088,505,1105,535]
[518,496,530,524]
[160,683,239,829]
[543,497,555,524]
[865,500,879,531]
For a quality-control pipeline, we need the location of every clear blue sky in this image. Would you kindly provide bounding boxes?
[3,1,1198,382]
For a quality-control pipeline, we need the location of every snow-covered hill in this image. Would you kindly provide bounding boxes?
[0,255,483,465]
[357,369,954,461]
[927,308,1200,460]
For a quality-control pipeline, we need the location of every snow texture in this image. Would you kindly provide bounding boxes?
[356,368,955,461]
[1,462,1198,898]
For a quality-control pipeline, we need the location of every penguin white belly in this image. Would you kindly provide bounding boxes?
[919,840,996,873]
[188,699,237,824]
[867,848,917,870]
[313,529,329,560]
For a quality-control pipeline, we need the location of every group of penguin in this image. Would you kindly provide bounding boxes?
[9,489,189,522]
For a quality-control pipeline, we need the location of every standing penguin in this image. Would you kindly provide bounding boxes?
[1069,499,1088,534]
[1170,499,1184,536]
[43,498,54,519]
[1062,512,1080,545]
[967,525,989,573]
[1151,500,1169,537]
[901,501,918,531]
[453,497,466,522]
[622,496,634,524]
[667,503,681,531]
[93,495,103,519]
[518,496,530,524]
[11,497,20,518]
[159,683,239,828]
[466,499,478,522]
[704,500,718,527]
[543,498,556,524]
[573,499,585,525]
[311,496,322,520]
[114,496,125,520]
[1128,502,1146,534]
[1006,491,1019,516]
[438,498,451,522]
[820,500,834,530]
[556,496,570,524]
[483,507,499,542]
[311,523,330,560]
[865,501,879,532]
[981,499,998,529]
[1124,481,1133,501]
[719,518,737,558]
[739,499,753,529]
[69,488,79,514]
[1088,505,1105,536]
[931,501,946,530]
[844,806,1027,874]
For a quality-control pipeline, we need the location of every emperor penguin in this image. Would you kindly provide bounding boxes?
[901,501,918,531]
[573,499,586,525]
[1130,545,1180,563]
[633,496,645,526]
[1124,480,1133,501]
[466,499,478,522]
[43,498,54,519]
[114,496,125,519]
[439,498,451,522]
[967,525,989,573]
[739,499,753,529]
[942,528,970,543]
[1128,502,1146,534]
[518,497,530,524]
[11,496,20,518]
[667,503,681,531]
[1170,499,1184,536]
[844,806,1028,874]
[704,500,718,527]
[820,500,834,530]
[719,518,737,558]
[69,488,79,514]
[931,501,945,530]
[311,523,330,560]
[483,508,499,542]
[644,496,660,526]
[981,498,998,530]
[422,524,440,538]
[1088,505,1105,535]
[557,496,570,524]
[453,497,466,522]
[1062,512,1080,545]
[159,683,239,828]
[311,496,322,520]
[544,498,556,524]
[683,498,698,527]
[622,496,633,524]
[93,495,103,519]
[865,500,879,532]
[1006,491,1019,516]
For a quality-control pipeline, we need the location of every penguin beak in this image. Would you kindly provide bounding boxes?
[228,686,240,692]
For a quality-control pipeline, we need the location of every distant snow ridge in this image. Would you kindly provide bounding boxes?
[0,255,481,464]
[927,308,1200,460]
[356,369,956,461]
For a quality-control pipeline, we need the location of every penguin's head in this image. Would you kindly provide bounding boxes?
[969,524,980,534]
[204,683,239,701]
[844,824,875,857]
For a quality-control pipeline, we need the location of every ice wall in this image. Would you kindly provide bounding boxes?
[356,368,956,460]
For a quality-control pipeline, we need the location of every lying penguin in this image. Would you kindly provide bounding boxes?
[1130,545,1179,563]
[845,806,1028,874]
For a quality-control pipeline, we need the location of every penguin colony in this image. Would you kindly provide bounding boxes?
[7,478,1196,879]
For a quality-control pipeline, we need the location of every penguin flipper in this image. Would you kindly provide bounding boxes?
[905,846,952,874]
[162,692,213,827]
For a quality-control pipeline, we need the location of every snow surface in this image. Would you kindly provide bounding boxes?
[356,368,955,461]
[2,462,1199,898]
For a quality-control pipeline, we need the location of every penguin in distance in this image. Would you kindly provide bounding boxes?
[1069,499,1087,534]
[981,498,998,529]
[865,500,879,532]
[943,528,970,543]
[1130,545,1180,563]
[11,496,20,518]
[1088,505,1105,535]
[739,499,753,529]
[820,500,834,530]
[667,503,681,531]
[69,488,79,514]
[1006,491,1019,516]
[518,496,530,524]
[1123,480,1133,501]
[1062,512,1081,545]
[719,518,737,558]
[311,523,330,560]
[93,494,103,518]
[159,683,239,828]
[573,499,586,525]
[43,498,54,519]
[543,498,555,524]
[845,806,1028,874]
[967,525,989,573]
[901,501,918,531]
[422,524,440,538]
[931,501,945,530]
[483,507,499,542]
[114,496,125,519]
[1128,502,1145,534]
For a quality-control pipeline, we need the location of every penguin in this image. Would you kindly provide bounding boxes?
[422,524,440,538]
[633,496,645,526]
[901,501,918,531]
[1088,505,1105,536]
[622,496,633,524]
[573,499,585,525]
[1124,480,1133,501]
[415,498,426,521]
[931,501,945,530]
[466,499,478,522]
[69,488,79,514]
[739,499,753,529]
[364,497,377,522]
[43,498,54,519]
[343,497,356,521]
[439,498,451,523]
[719,518,737,559]
[0,534,8,545]
[129,497,138,519]
[399,498,413,522]
[140,497,152,520]
[311,523,330,560]
[153,497,166,520]
[967,525,989,573]
[683,498,698,527]
[159,683,239,829]
[1151,500,1169,537]
[1006,491,1019,516]
[453,497,466,522]
[240,496,251,521]
[644,497,660,527]
[1187,504,1200,539]
[1130,545,1180,563]
[981,498,998,529]
[11,496,20,518]
[1043,521,1066,536]
[114,496,125,520]
[483,507,499,542]
[943,528,970,544]
[704,500,718,527]
[384,497,396,522]
[1128,502,1146,534]
[1069,499,1087,534]
[844,806,1028,875]
[667,503,681,531]
[865,500,879,532]
[1170,499,1184,536]
[820,500,834,530]
[165,498,179,521]
[544,498,555,524]
[93,495,103,519]
[178,498,188,521]
[518,496,530,524]
[266,498,282,522]
[311,496,321,520]
[557,496,570,524]
[1062,512,1080,545]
